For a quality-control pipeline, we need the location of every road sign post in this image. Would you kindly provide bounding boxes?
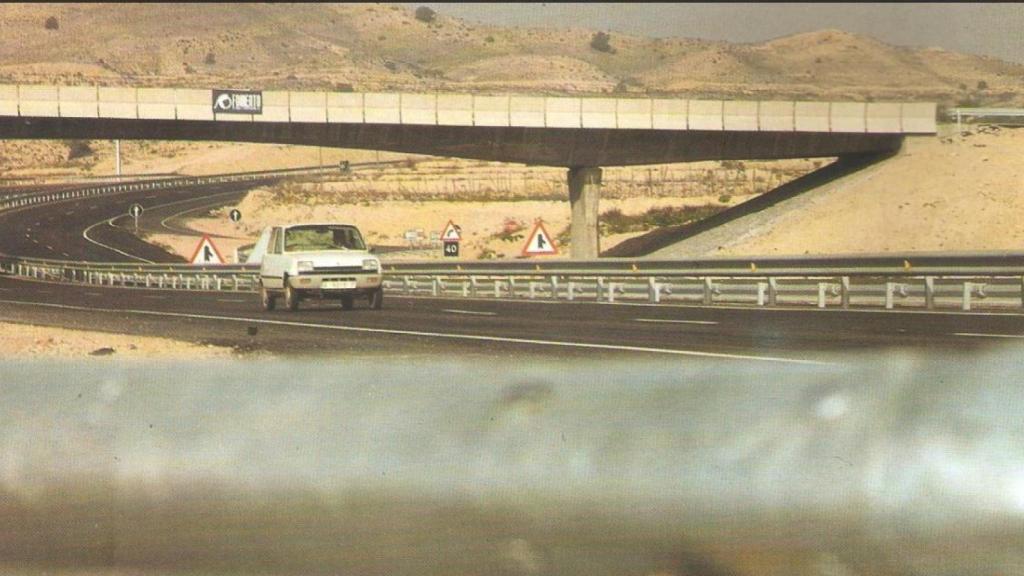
[441,220,462,258]
[522,219,558,257]
[128,203,144,233]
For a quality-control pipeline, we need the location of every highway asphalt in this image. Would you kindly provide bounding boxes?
[1,274,1023,361]
[0,181,257,263]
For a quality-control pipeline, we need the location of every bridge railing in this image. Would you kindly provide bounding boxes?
[0,84,938,133]
[3,254,1024,312]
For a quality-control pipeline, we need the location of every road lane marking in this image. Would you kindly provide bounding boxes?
[635,318,718,325]
[443,309,497,316]
[217,298,248,303]
[954,332,1024,339]
[155,189,249,233]
[0,299,830,366]
[398,294,1024,317]
[81,217,154,263]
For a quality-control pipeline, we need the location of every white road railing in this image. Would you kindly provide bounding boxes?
[0,84,938,133]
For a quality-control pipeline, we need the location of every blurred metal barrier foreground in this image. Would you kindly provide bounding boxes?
[1,352,1023,576]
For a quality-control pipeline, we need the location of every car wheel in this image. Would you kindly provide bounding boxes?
[340,294,354,310]
[260,283,276,311]
[369,287,384,310]
[283,278,300,312]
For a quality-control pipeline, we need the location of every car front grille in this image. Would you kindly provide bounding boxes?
[310,266,365,274]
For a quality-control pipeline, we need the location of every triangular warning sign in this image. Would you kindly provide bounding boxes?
[189,235,226,265]
[521,220,558,256]
[441,220,462,242]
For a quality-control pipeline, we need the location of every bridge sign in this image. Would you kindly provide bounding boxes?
[212,90,263,114]
[190,235,225,265]
[229,209,242,223]
[521,220,558,257]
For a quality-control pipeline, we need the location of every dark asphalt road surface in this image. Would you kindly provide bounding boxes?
[1,275,1022,361]
[0,181,258,263]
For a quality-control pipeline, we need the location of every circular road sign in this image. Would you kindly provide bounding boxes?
[128,203,144,218]
[229,209,242,223]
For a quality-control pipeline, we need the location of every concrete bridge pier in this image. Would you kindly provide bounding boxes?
[568,166,602,259]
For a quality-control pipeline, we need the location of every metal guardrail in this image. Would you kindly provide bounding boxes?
[951,107,1024,131]
[0,163,358,211]
[4,255,1024,312]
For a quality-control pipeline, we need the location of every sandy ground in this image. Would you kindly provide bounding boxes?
[163,193,752,261]
[710,126,1024,256]
[0,322,237,359]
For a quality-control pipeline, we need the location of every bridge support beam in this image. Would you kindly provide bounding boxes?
[568,166,602,260]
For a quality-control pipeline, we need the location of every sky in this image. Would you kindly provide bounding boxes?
[409,3,1024,64]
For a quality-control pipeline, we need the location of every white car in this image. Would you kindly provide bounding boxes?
[257,223,383,311]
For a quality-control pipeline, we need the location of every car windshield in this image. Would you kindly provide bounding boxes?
[284,225,366,252]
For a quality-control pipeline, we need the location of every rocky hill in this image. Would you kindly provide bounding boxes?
[0,3,1021,106]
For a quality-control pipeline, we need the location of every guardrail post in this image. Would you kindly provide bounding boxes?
[962,282,972,311]
[607,282,620,303]
[493,279,502,298]
[885,282,895,310]
[703,277,713,305]
[431,277,440,297]
[648,277,661,303]
[215,276,222,291]
[462,280,470,298]
[925,276,935,310]
[550,276,559,299]
[841,276,851,309]
[817,282,828,309]
[403,276,411,295]
[470,276,479,298]
[567,281,576,301]
[529,282,541,300]
[596,277,606,301]
[507,277,516,299]
[757,282,767,306]
[768,277,778,306]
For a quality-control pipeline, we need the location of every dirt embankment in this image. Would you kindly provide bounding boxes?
[0,322,239,359]
[654,125,1024,257]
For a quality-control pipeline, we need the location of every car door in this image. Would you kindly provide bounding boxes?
[261,227,286,289]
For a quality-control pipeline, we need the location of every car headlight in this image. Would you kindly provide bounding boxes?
[297,261,314,272]
[362,258,380,271]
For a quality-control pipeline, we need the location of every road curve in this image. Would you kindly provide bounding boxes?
[0,180,261,263]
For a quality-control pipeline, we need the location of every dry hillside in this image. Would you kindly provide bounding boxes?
[649,126,1024,257]
[0,4,1020,106]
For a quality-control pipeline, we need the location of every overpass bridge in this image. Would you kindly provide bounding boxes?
[0,85,936,258]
